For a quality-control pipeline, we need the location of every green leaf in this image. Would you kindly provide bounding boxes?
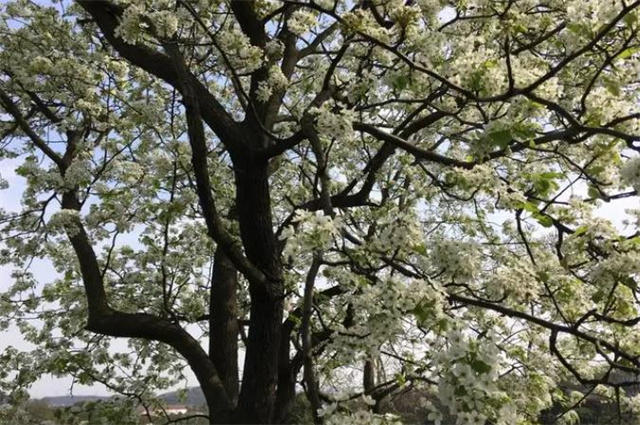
[482,59,498,69]
[618,46,640,59]
[603,78,621,96]
[437,318,449,332]
[512,23,528,34]
[412,301,431,325]
[391,75,409,91]
[487,129,512,149]
[534,213,553,227]
[454,386,468,396]
[621,276,638,291]
[470,359,492,374]
[623,12,638,27]
[512,123,537,140]
[530,172,561,197]
[470,70,485,91]
[587,185,601,199]
[521,201,539,213]
[573,225,589,236]
[538,171,563,179]
[567,22,588,36]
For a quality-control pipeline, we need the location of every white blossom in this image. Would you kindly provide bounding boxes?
[621,157,640,193]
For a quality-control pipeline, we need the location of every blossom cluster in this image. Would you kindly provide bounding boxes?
[432,331,518,425]
[281,210,341,258]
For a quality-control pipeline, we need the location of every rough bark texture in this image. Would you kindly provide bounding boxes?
[210,248,239,406]
[274,322,303,424]
[363,359,375,394]
[233,158,284,423]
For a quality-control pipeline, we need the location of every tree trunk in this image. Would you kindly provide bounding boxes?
[233,156,284,423]
[273,322,303,424]
[363,359,375,393]
[209,248,239,407]
[364,358,382,414]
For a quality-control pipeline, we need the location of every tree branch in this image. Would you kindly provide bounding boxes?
[0,88,65,169]
[163,41,268,287]
[76,0,244,153]
[354,122,474,169]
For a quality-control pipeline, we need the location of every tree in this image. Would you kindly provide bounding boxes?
[1,0,640,423]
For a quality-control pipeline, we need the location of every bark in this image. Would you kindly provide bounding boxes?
[301,256,322,425]
[363,358,382,413]
[209,248,239,406]
[363,359,375,394]
[273,322,303,424]
[61,193,234,422]
[273,285,347,423]
[233,157,284,423]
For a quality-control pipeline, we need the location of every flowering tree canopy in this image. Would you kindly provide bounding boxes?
[1,0,640,424]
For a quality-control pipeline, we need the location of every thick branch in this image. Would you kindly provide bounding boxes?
[163,41,268,287]
[76,0,243,153]
[0,88,65,169]
[301,255,323,424]
[230,0,267,48]
[209,247,240,405]
[60,192,233,417]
